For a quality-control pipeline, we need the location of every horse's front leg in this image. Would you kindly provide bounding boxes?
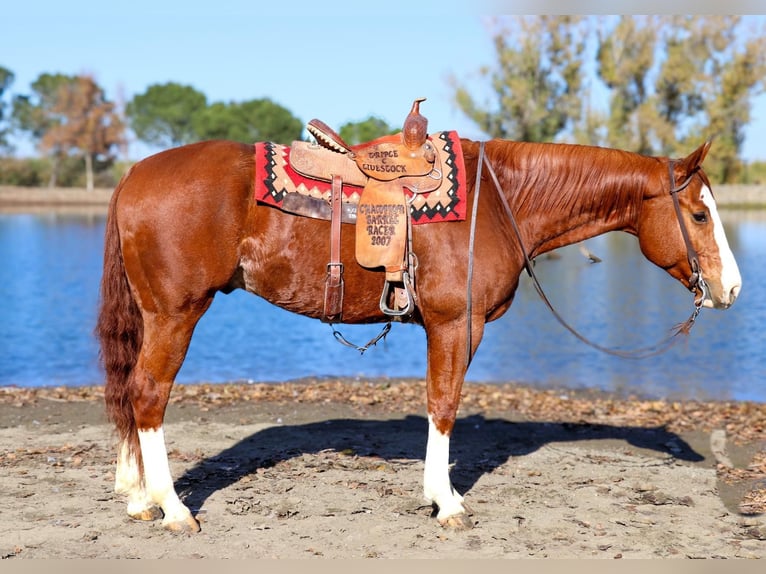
[422,319,482,529]
[424,415,470,528]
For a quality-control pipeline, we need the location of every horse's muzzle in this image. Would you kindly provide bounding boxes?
[704,282,741,309]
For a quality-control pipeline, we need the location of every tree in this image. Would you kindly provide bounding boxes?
[662,16,766,182]
[39,75,125,190]
[126,82,207,148]
[451,16,587,142]
[12,73,80,186]
[338,117,396,145]
[234,99,302,145]
[707,38,765,182]
[192,98,303,145]
[595,16,659,153]
[596,15,766,181]
[455,16,766,183]
[0,66,14,152]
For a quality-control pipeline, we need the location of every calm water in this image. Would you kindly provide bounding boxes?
[0,210,764,402]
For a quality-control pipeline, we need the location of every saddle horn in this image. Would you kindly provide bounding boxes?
[403,97,428,150]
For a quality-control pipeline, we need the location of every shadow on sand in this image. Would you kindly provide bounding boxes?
[175,414,703,514]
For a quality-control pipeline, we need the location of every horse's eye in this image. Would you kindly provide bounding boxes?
[692,211,708,224]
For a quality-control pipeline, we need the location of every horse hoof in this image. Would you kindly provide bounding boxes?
[128,506,163,522]
[163,515,201,534]
[438,513,475,530]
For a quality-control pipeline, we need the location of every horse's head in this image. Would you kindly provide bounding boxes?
[637,141,741,309]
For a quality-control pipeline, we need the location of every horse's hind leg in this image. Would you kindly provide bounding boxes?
[122,309,210,533]
[115,439,162,521]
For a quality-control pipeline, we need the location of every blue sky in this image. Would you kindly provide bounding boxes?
[3,2,765,161]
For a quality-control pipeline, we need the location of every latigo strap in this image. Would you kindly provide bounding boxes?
[322,175,344,323]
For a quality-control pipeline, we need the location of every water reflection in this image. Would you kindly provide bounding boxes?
[476,211,764,401]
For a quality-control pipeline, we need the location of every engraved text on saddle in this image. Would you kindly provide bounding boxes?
[360,203,406,247]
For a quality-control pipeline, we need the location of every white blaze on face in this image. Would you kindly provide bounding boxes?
[700,185,742,307]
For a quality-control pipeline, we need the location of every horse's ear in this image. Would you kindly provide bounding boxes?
[681,140,712,171]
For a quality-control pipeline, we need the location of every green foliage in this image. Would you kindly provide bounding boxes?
[125,83,207,147]
[595,16,659,153]
[9,73,125,188]
[127,87,303,147]
[0,156,48,186]
[454,15,766,183]
[451,16,587,142]
[234,99,302,145]
[0,155,121,188]
[0,65,13,151]
[192,98,303,145]
[11,73,79,149]
[40,75,125,189]
[338,117,396,145]
[190,101,234,140]
[700,23,766,183]
[742,160,766,184]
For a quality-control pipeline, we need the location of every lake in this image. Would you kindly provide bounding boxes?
[0,209,763,402]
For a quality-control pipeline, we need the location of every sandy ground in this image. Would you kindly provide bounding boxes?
[0,379,764,559]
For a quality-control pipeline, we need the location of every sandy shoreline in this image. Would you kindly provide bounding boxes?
[1,379,764,558]
[1,183,765,210]
[0,186,112,215]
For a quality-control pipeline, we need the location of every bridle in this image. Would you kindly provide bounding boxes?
[465,142,707,363]
[668,159,709,305]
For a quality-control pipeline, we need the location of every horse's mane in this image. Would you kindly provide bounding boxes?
[484,140,660,223]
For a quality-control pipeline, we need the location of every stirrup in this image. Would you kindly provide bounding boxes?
[379,271,416,318]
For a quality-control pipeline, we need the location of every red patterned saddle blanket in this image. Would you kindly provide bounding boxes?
[254,130,466,225]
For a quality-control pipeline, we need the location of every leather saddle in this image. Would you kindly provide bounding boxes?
[291,98,443,322]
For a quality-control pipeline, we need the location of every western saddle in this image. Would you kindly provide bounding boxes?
[288,98,444,322]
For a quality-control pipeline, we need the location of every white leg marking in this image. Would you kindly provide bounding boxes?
[700,185,742,306]
[423,416,465,521]
[138,427,194,526]
[114,440,140,495]
[115,440,157,518]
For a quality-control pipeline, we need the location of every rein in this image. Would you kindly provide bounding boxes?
[464,142,485,363]
[330,321,392,354]
[465,147,705,362]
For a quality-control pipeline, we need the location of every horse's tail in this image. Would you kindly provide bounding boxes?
[96,172,142,460]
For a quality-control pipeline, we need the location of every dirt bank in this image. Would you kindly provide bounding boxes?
[0,379,764,559]
[1,183,763,208]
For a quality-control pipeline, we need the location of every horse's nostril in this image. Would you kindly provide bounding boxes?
[730,284,741,302]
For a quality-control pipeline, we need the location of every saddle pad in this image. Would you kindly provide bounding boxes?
[254,131,466,224]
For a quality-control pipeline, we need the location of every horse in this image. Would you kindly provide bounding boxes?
[96,136,741,533]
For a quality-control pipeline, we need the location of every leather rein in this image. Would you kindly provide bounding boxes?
[465,142,707,363]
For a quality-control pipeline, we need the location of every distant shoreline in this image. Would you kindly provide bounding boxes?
[0,185,113,204]
[0,186,112,214]
[1,184,765,212]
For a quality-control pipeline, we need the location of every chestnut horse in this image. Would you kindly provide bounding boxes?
[97,137,741,532]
